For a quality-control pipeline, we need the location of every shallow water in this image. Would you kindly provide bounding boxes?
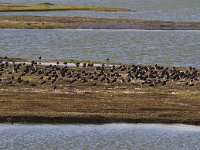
[0,124,200,150]
[0,29,200,67]
[0,0,200,21]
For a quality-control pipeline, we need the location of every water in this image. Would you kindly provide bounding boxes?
[0,0,200,21]
[0,29,200,67]
[0,124,200,150]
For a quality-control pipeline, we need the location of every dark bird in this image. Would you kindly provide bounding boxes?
[52,79,57,84]
[189,83,194,87]
[106,58,109,63]
[53,86,57,89]
[25,80,29,84]
[7,81,12,84]
[162,80,167,86]
[83,63,86,68]
[30,84,36,87]
[41,80,46,85]
[76,62,80,67]
[70,79,77,84]
[111,78,117,83]
[82,78,87,83]
[92,83,97,86]
[17,77,23,83]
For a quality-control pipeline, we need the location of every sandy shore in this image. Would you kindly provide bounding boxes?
[0,16,200,30]
[1,57,200,125]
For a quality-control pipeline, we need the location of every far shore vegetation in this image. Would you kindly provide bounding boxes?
[0,16,200,30]
[0,2,130,12]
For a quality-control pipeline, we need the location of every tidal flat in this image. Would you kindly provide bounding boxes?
[0,2,129,12]
[1,57,200,125]
[1,16,200,29]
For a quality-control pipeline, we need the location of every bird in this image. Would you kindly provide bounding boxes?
[189,83,194,87]
[41,80,46,85]
[30,84,36,87]
[92,83,97,86]
[39,56,42,64]
[162,80,167,86]
[111,78,117,83]
[25,80,29,84]
[70,79,77,84]
[106,58,110,64]
[53,85,57,89]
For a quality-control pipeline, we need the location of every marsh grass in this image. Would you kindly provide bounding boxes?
[0,2,130,12]
[0,20,69,29]
[0,16,200,29]
[0,60,200,124]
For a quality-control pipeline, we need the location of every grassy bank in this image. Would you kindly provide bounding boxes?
[0,86,200,125]
[1,57,200,124]
[0,2,130,12]
[0,16,200,30]
[1,78,200,125]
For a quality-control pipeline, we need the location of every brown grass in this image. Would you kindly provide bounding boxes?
[0,2,130,12]
[0,16,200,29]
[0,62,200,124]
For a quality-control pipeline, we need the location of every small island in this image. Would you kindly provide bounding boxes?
[0,2,130,12]
[0,16,200,30]
[0,57,200,125]
[0,2,199,30]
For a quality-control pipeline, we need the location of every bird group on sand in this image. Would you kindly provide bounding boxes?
[0,56,199,89]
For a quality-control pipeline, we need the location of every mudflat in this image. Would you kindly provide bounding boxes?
[0,16,200,29]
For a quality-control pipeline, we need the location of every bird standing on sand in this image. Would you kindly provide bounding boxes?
[106,58,109,62]
[39,56,42,64]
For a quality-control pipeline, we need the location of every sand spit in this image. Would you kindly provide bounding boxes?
[0,16,200,30]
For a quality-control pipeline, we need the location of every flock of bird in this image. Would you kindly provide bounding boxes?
[0,56,199,90]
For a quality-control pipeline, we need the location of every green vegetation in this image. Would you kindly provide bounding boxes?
[0,2,130,12]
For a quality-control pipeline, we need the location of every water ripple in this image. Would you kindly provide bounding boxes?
[0,29,200,67]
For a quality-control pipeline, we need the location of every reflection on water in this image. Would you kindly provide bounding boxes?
[0,0,200,21]
[0,29,200,67]
[0,124,200,150]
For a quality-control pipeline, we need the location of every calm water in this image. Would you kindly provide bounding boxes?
[0,29,200,67]
[0,0,200,21]
[0,124,200,150]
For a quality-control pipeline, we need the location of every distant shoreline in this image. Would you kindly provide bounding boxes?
[0,2,130,12]
[0,16,200,30]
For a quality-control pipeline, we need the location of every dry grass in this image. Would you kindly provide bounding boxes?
[1,83,200,124]
[0,2,130,12]
[0,62,200,124]
[0,20,70,29]
[0,16,200,29]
